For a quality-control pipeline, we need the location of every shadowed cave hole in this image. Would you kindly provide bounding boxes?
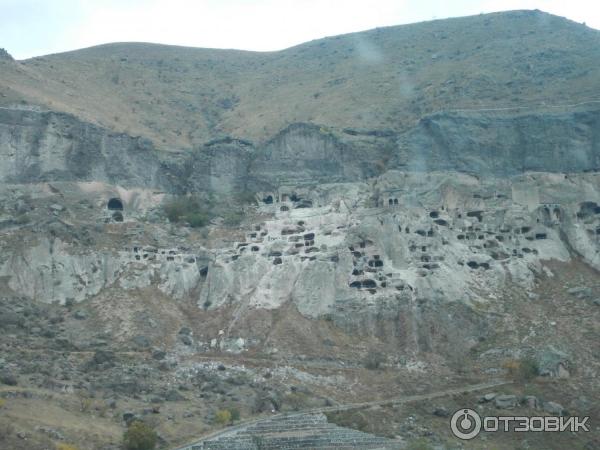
[107,197,123,210]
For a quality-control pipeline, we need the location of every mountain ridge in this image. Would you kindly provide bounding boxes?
[1,9,599,149]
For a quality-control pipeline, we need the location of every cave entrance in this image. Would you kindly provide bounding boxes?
[107,197,123,211]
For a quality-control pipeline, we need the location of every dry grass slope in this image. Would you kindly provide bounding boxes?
[0,9,599,151]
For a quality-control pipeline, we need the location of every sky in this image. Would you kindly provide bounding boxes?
[1,0,599,60]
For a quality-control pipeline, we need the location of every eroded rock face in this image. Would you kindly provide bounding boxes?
[3,172,598,351]
[2,106,599,194]
[0,108,180,189]
[396,108,600,175]
[0,238,207,305]
[1,105,600,361]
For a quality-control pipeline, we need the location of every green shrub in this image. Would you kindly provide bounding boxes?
[215,409,231,425]
[163,195,212,228]
[123,421,157,450]
[284,392,310,411]
[406,438,434,450]
[503,357,539,382]
[518,357,539,381]
[163,191,255,228]
[228,407,241,422]
[363,350,385,370]
[56,444,79,450]
[163,196,201,223]
[325,410,369,432]
[185,211,209,228]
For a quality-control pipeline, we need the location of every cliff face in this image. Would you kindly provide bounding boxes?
[2,106,600,192]
[0,108,178,189]
[396,108,600,175]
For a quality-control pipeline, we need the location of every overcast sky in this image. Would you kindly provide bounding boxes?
[1,0,599,60]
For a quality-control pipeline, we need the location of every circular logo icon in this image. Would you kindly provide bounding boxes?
[450,408,482,440]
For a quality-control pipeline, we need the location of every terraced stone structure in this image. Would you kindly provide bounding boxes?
[182,413,401,450]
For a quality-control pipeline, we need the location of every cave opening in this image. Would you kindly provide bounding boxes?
[362,279,377,289]
[107,197,123,210]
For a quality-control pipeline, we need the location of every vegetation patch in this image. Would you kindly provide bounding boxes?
[162,190,255,228]
[123,421,157,450]
[503,356,539,382]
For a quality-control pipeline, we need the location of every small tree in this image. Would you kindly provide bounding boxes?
[56,444,79,450]
[229,407,241,422]
[163,195,209,227]
[76,390,93,413]
[363,350,385,370]
[406,438,434,450]
[123,421,157,450]
[215,409,232,425]
[503,357,539,382]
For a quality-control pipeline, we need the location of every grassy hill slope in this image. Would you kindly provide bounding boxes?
[1,9,599,149]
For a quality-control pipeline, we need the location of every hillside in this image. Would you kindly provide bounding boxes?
[1,9,599,149]
[1,9,600,450]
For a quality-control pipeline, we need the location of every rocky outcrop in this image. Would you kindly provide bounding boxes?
[3,106,599,194]
[395,108,600,175]
[0,48,13,61]
[0,108,184,191]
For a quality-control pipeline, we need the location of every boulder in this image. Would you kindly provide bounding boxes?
[494,394,518,409]
[165,389,185,402]
[537,347,570,378]
[73,311,87,320]
[179,335,192,346]
[122,411,139,425]
[479,392,497,403]
[132,335,151,348]
[49,204,65,213]
[522,395,539,409]
[432,406,449,417]
[178,327,192,335]
[151,349,166,360]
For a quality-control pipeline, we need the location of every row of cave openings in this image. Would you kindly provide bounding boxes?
[127,246,197,264]
[348,240,391,294]
[233,222,322,264]
[262,193,313,211]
